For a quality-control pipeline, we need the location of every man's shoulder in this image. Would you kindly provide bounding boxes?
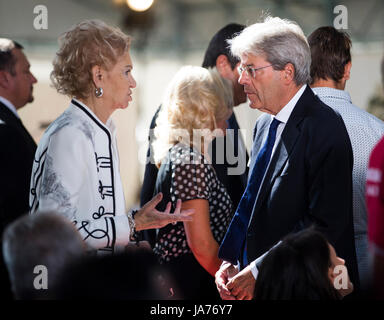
[0,118,21,135]
[0,119,31,150]
[302,92,344,127]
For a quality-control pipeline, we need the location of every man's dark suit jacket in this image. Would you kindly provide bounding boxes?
[0,102,36,230]
[0,101,37,299]
[140,106,249,247]
[244,86,359,288]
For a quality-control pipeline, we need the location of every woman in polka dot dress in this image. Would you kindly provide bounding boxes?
[152,66,235,299]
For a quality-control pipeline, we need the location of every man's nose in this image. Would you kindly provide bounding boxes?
[238,70,248,85]
[30,72,37,84]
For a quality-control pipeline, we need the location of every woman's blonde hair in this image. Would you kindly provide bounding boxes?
[153,66,233,165]
[51,19,131,99]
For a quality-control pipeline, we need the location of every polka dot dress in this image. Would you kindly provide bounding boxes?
[154,144,234,263]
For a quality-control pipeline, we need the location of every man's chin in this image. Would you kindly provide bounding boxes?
[248,101,261,110]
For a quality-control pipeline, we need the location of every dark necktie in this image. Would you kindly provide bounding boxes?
[218,118,281,265]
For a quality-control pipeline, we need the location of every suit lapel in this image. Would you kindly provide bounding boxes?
[0,102,37,149]
[248,114,270,183]
[0,101,21,125]
[248,87,313,226]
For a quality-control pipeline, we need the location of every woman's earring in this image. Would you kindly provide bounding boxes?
[95,87,103,98]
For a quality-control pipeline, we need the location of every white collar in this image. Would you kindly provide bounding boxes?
[274,84,306,124]
[0,96,19,119]
[71,98,116,136]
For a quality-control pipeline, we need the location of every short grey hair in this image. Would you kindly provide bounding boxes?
[229,16,311,85]
[2,212,85,299]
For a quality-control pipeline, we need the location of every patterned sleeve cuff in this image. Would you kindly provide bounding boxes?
[127,210,140,243]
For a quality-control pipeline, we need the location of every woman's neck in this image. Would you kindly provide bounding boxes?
[77,96,111,125]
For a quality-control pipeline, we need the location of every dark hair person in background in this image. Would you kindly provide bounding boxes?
[0,38,38,300]
[254,228,353,300]
[140,23,248,247]
[308,26,384,289]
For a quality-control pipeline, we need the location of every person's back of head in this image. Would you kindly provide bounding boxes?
[2,212,85,299]
[254,228,341,300]
[202,23,246,106]
[202,23,245,70]
[56,247,173,299]
[308,26,352,87]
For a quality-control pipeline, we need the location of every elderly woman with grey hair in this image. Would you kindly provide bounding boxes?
[29,20,193,253]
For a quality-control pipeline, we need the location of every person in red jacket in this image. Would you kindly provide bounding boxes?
[365,54,384,299]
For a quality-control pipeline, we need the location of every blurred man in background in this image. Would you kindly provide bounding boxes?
[309,26,384,289]
[0,38,37,299]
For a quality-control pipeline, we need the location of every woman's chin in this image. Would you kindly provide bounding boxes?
[118,102,130,109]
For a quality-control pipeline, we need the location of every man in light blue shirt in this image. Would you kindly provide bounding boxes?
[309,26,384,287]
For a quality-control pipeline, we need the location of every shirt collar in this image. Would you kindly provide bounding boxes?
[311,86,352,103]
[274,84,306,124]
[0,96,19,119]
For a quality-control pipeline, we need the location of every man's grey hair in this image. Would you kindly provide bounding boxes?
[229,16,311,86]
[2,212,85,299]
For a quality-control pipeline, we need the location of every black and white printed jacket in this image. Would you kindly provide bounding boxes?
[30,99,131,253]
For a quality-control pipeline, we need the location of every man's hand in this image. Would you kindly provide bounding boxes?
[134,193,194,231]
[215,261,238,300]
[226,265,255,300]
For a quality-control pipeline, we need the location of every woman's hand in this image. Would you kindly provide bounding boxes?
[134,193,194,231]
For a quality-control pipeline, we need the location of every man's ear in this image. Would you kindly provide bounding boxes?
[215,54,233,79]
[328,265,335,284]
[0,70,12,89]
[282,63,295,84]
[91,65,104,88]
[343,61,352,81]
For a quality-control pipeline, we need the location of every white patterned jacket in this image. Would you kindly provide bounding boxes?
[29,99,131,253]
